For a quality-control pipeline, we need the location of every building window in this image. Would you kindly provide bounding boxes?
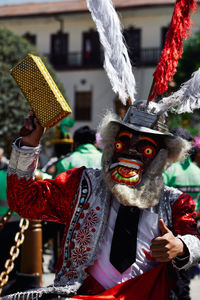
[23,33,36,45]
[161,27,169,49]
[75,91,92,121]
[51,31,68,67]
[123,27,141,64]
[82,30,101,67]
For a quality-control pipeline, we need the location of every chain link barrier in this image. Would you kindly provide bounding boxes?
[0,217,29,296]
[0,209,13,232]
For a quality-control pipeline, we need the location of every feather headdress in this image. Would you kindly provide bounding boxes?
[157,67,200,113]
[150,0,197,101]
[86,0,136,105]
[86,0,200,118]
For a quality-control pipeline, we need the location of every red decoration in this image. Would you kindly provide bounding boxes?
[149,0,197,101]
[66,260,71,267]
[72,263,174,300]
[80,212,85,218]
[75,222,80,230]
[142,248,156,262]
[172,193,199,237]
[83,202,90,210]
[70,242,75,249]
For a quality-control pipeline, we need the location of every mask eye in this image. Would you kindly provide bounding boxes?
[115,131,132,151]
[114,140,126,152]
[140,145,156,159]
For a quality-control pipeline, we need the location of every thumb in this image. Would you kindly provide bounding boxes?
[33,117,40,128]
[159,219,170,235]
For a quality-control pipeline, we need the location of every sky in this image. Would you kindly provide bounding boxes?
[0,0,72,5]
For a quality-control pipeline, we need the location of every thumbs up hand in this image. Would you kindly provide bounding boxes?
[150,219,185,262]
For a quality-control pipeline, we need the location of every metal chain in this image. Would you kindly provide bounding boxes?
[0,218,29,295]
[0,209,13,232]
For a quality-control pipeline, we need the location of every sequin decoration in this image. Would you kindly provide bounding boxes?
[10,54,71,128]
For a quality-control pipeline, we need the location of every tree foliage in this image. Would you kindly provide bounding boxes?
[0,28,67,155]
[168,111,199,136]
[175,30,200,85]
[168,31,200,135]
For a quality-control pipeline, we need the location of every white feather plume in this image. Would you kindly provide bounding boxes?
[157,68,200,113]
[86,0,136,105]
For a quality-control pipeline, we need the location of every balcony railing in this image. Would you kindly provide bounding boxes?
[140,48,162,66]
[46,48,162,70]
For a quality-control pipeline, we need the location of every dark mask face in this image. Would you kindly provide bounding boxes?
[109,128,161,186]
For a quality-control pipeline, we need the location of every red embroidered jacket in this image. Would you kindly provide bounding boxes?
[7,168,198,237]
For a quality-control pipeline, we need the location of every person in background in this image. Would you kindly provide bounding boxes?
[192,135,200,168]
[95,132,104,152]
[163,127,200,300]
[42,117,74,177]
[55,125,102,176]
[0,168,7,204]
[0,168,21,295]
[192,136,200,221]
[163,127,200,210]
[0,147,9,171]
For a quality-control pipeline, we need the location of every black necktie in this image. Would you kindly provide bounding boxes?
[110,204,140,273]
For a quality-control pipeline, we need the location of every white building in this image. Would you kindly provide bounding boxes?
[0,0,200,131]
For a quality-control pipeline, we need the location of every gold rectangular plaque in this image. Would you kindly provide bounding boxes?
[10,54,71,128]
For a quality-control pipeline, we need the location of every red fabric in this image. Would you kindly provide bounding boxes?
[150,0,197,100]
[172,193,200,238]
[7,167,84,223]
[71,263,173,300]
[78,275,106,295]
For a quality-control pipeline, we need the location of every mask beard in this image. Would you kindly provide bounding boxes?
[103,170,163,208]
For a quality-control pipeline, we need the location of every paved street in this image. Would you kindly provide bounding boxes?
[42,251,54,287]
[190,276,200,300]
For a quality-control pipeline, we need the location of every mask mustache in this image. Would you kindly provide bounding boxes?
[109,158,143,170]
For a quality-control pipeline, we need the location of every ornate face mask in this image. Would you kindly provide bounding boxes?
[109,129,161,186]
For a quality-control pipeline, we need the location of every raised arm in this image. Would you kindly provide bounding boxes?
[7,113,84,223]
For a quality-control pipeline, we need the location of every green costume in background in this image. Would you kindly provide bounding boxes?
[163,157,200,217]
[0,169,18,216]
[0,169,7,206]
[0,170,21,284]
[55,143,102,177]
[163,156,200,297]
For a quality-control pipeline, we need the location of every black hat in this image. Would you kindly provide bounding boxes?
[74,126,96,145]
